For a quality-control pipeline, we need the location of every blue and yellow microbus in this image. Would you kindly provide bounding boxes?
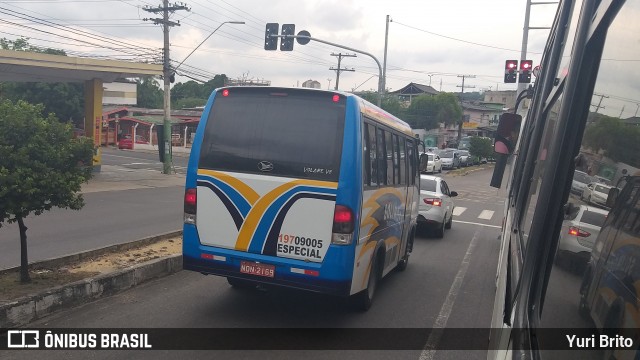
[182,86,419,310]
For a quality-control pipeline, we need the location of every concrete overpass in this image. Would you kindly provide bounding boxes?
[0,49,163,169]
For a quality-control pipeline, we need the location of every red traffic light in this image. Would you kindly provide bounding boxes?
[505,60,518,70]
[520,60,533,71]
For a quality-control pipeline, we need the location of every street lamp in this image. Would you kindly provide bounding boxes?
[173,20,245,75]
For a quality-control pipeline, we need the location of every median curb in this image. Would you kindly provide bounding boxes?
[0,232,183,328]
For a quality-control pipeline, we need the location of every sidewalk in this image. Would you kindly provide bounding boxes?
[82,164,185,193]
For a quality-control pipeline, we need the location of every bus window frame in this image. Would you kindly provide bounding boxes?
[505,0,628,354]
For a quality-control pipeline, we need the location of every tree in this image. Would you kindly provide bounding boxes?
[0,38,84,125]
[0,100,94,283]
[405,93,462,131]
[469,136,493,160]
[583,114,640,167]
[136,77,163,108]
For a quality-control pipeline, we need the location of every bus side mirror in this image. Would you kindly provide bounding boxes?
[606,187,620,208]
[494,113,522,155]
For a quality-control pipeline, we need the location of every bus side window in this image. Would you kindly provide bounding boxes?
[367,124,378,187]
[363,123,372,186]
[376,128,387,186]
[395,134,404,185]
[386,131,394,185]
[399,138,406,185]
[406,139,416,186]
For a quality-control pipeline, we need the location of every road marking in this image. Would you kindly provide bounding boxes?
[478,210,494,220]
[453,220,501,229]
[102,153,152,161]
[452,207,466,216]
[420,229,480,360]
[122,162,159,166]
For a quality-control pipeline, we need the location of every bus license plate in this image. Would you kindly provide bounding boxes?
[240,261,275,278]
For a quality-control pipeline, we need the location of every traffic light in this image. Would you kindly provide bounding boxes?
[264,23,279,50]
[519,60,533,83]
[280,24,295,51]
[504,60,517,83]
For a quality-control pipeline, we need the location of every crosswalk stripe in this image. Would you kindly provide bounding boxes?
[478,210,494,220]
[452,207,467,216]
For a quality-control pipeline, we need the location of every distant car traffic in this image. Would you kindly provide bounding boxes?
[118,134,149,150]
[417,175,457,238]
[581,182,614,208]
[439,150,460,169]
[556,203,608,267]
[458,150,470,167]
[571,170,593,195]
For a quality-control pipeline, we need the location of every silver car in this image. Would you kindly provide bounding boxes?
[556,203,608,267]
[439,150,460,169]
[417,175,457,238]
[571,170,593,195]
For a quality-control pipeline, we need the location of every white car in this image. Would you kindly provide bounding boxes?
[417,175,457,238]
[581,182,614,208]
[556,203,608,267]
[423,153,442,173]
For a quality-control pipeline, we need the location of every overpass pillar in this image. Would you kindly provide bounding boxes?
[84,78,103,172]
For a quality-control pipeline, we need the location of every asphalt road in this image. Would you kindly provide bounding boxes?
[0,186,183,269]
[101,147,190,174]
[4,168,506,360]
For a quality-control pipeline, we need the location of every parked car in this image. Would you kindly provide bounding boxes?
[570,170,593,195]
[422,153,442,173]
[581,182,614,208]
[417,175,458,238]
[439,150,460,169]
[458,150,470,167]
[556,203,608,268]
[118,134,148,150]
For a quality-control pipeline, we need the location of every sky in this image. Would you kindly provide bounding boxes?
[0,0,560,94]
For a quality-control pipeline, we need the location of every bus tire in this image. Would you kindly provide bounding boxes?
[227,277,255,289]
[397,230,413,272]
[352,250,382,311]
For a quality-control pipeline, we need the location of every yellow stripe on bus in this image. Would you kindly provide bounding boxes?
[234,179,338,251]
[198,169,260,205]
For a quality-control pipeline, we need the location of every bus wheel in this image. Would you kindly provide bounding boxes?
[352,252,381,311]
[227,277,256,289]
[397,233,412,272]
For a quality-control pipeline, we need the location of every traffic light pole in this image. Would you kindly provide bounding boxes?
[282,34,384,107]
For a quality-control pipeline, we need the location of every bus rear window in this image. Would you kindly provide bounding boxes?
[198,88,345,181]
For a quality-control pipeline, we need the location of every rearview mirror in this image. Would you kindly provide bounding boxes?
[606,187,620,208]
[494,113,522,155]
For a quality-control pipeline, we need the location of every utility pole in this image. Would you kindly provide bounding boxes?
[330,52,356,90]
[327,78,332,90]
[456,75,476,144]
[382,15,391,94]
[143,0,190,174]
[592,93,609,114]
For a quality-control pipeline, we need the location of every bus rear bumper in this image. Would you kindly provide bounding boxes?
[183,255,352,296]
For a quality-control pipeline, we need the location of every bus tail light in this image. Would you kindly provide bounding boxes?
[568,226,590,237]
[332,205,354,245]
[184,188,197,224]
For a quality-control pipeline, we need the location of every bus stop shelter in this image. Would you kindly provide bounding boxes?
[0,49,163,170]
